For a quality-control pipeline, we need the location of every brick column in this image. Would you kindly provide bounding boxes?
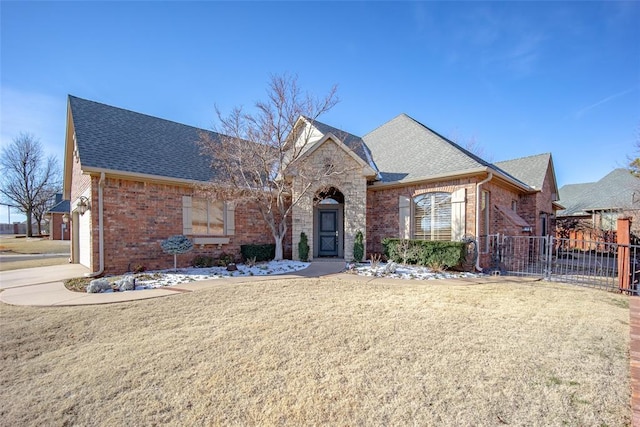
[618,217,631,293]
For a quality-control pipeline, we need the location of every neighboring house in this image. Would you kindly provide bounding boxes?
[46,194,70,240]
[556,168,640,242]
[63,96,560,274]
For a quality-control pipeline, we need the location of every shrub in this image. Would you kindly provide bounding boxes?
[132,264,146,274]
[353,230,364,262]
[241,244,276,262]
[382,238,466,269]
[298,232,309,262]
[370,253,383,268]
[192,255,215,268]
[218,252,235,267]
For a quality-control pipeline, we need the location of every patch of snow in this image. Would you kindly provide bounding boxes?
[97,260,311,292]
[89,260,481,294]
[345,262,481,281]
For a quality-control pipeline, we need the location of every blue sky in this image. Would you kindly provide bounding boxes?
[1,1,639,220]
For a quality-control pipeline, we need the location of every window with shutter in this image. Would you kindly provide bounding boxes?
[413,192,452,241]
[183,196,234,236]
[398,196,411,239]
[450,188,466,241]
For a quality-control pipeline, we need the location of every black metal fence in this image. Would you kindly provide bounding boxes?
[483,234,640,295]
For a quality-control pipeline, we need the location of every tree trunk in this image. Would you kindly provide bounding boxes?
[274,234,285,261]
[26,208,33,237]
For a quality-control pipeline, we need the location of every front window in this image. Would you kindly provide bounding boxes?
[192,198,225,235]
[601,211,619,231]
[413,192,452,241]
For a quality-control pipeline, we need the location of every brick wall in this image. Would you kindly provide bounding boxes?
[483,181,528,235]
[49,214,70,241]
[88,176,287,274]
[70,152,91,202]
[366,179,476,256]
[367,176,550,270]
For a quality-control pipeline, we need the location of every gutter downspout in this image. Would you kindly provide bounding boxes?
[86,172,105,277]
[475,172,493,271]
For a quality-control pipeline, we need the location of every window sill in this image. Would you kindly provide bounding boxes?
[193,237,230,245]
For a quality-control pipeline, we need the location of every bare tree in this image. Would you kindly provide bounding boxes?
[32,186,60,235]
[198,74,342,260]
[447,129,491,161]
[0,133,60,237]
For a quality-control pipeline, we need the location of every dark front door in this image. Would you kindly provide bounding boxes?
[318,209,338,256]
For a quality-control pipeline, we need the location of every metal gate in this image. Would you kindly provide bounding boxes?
[485,234,640,295]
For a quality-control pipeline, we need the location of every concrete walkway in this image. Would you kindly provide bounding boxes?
[0,261,347,307]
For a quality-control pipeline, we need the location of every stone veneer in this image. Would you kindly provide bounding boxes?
[292,138,370,261]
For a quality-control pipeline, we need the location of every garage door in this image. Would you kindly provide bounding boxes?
[78,210,92,268]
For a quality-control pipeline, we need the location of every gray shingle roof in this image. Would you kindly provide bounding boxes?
[69,95,220,182]
[69,96,547,191]
[494,153,552,190]
[362,113,530,186]
[47,199,70,214]
[557,168,640,217]
[362,114,486,182]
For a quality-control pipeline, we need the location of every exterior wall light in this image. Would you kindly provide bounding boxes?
[77,196,90,215]
[62,213,70,223]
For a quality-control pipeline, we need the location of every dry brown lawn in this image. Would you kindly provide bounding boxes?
[0,236,70,254]
[0,256,70,272]
[0,278,630,426]
[0,237,70,271]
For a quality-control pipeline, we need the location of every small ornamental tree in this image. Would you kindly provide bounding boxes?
[353,230,364,262]
[161,235,194,271]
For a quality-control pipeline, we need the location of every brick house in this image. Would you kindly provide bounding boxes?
[63,96,560,274]
[556,168,640,244]
[46,194,70,240]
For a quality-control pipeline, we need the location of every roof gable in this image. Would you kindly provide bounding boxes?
[495,153,557,193]
[301,117,379,177]
[292,133,377,178]
[68,95,220,182]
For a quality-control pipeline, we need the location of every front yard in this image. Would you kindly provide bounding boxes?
[0,278,630,425]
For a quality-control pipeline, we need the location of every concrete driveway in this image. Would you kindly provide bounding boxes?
[0,264,90,289]
[0,264,198,306]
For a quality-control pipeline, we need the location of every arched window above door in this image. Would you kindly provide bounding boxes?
[314,187,345,204]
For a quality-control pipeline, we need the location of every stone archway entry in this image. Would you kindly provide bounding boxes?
[314,187,344,258]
